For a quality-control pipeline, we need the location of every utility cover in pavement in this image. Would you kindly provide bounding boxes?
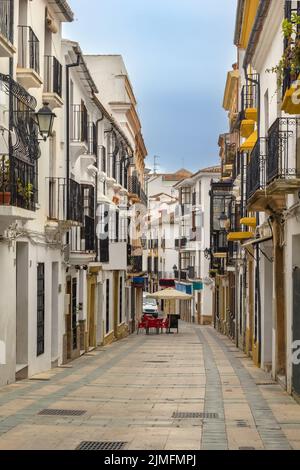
[76,441,127,450]
[38,409,86,416]
[172,412,219,419]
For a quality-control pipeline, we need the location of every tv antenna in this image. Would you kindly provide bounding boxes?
[153,155,160,174]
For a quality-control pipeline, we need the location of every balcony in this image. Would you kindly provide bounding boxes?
[47,177,66,221]
[0,74,39,231]
[0,0,15,57]
[240,75,258,143]
[17,26,42,88]
[69,179,83,225]
[43,56,63,109]
[175,237,187,249]
[70,217,96,265]
[128,255,143,274]
[246,138,268,211]
[70,104,89,154]
[174,269,188,281]
[128,174,147,206]
[267,117,300,194]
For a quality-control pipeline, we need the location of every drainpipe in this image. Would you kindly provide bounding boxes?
[243,65,262,363]
[95,114,104,262]
[66,52,81,223]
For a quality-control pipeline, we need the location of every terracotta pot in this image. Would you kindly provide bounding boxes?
[0,192,11,205]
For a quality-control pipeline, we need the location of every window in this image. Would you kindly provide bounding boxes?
[37,263,45,357]
[106,279,110,334]
[119,277,123,324]
[181,187,191,205]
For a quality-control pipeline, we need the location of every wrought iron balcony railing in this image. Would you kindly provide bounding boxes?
[267,117,300,183]
[211,230,228,254]
[71,104,88,143]
[48,177,66,220]
[129,255,143,273]
[44,55,62,97]
[69,179,83,224]
[0,74,39,212]
[18,26,40,74]
[0,154,37,211]
[82,215,95,252]
[0,0,13,43]
[175,237,187,249]
[241,74,259,113]
[246,138,267,200]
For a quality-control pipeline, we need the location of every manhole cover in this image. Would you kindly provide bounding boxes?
[255,381,277,386]
[144,361,169,364]
[76,441,127,451]
[38,409,86,416]
[172,412,219,419]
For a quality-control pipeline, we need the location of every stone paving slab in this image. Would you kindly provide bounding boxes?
[0,323,299,450]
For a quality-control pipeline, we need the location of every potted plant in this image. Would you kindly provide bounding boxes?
[16,178,34,210]
[267,13,300,88]
[0,158,11,205]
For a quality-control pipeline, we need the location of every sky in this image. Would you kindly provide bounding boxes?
[64,0,237,173]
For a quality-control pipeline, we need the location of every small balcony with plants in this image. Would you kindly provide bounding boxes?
[0,0,15,57]
[272,3,300,115]
[0,74,39,231]
[17,25,42,88]
[43,55,63,109]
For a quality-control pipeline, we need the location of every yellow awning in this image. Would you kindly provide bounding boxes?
[213,253,227,259]
[240,217,257,228]
[227,232,254,242]
[240,131,257,151]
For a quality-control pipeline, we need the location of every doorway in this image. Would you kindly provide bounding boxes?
[51,262,59,363]
[16,242,29,378]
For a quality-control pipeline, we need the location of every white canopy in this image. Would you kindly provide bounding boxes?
[146,288,193,301]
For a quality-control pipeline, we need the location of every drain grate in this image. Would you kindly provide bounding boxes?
[38,409,86,416]
[239,447,255,451]
[172,412,219,419]
[236,420,250,428]
[76,441,127,451]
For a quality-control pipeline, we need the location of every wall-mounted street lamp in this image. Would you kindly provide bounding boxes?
[219,212,229,231]
[36,102,56,141]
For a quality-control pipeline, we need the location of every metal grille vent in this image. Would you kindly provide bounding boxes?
[76,441,127,451]
[38,409,86,416]
[172,412,219,419]
[236,420,250,428]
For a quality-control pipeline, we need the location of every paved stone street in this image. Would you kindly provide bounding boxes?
[0,323,299,450]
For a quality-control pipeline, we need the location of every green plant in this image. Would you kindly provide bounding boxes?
[267,13,300,87]
[16,178,34,208]
[0,158,10,192]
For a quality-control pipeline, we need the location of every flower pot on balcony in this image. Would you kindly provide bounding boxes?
[0,191,11,205]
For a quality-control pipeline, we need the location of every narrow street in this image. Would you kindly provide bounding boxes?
[0,323,299,451]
